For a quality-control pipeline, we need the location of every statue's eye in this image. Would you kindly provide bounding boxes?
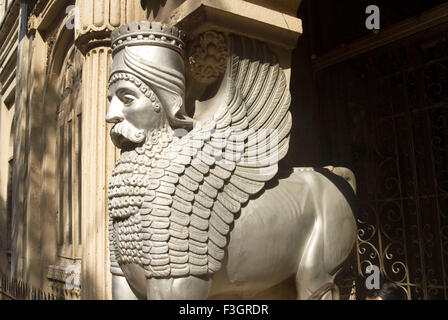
[121,94,136,106]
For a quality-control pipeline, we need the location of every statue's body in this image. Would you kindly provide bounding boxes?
[112,167,357,300]
[106,22,358,300]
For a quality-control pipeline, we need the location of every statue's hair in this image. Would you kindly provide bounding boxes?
[109,72,160,107]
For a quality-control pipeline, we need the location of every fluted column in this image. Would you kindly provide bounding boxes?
[75,0,146,300]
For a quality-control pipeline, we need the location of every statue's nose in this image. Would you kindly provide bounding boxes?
[106,97,124,123]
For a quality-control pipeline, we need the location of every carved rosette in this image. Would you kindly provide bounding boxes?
[188,31,228,84]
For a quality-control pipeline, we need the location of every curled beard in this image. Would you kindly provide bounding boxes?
[108,125,175,272]
[110,121,146,149]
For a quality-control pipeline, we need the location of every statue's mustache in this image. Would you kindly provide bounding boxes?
[110,121,146,148]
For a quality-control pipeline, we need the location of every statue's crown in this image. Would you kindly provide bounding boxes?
[111,21,186,56]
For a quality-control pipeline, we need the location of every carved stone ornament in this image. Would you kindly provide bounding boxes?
[188,31,228,84]
[106,21,358,300]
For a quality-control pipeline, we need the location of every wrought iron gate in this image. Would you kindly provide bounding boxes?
[316,24,448,299]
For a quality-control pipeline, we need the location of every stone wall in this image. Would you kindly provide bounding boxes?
[0,0,18,286]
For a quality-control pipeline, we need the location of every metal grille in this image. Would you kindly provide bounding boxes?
[317,24,448,299]
[0,273,60,300]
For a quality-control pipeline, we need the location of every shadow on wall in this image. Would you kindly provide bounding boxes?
[0,194,6,274]
[281,0,321,169]
[8,48,63,291]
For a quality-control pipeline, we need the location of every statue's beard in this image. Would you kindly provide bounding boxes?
[110,121,146,150]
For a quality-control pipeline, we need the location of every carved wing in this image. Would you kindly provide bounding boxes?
[162,35,292,276]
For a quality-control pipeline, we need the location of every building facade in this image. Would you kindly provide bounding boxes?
[0,0,447,300]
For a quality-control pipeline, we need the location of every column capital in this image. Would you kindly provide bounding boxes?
[75,0,146,54]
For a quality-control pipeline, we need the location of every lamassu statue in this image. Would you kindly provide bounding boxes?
[106,22,358,300]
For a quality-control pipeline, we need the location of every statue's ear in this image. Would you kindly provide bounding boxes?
[171,94,195,129]
[158,90,194,129]
[171,95,183,120]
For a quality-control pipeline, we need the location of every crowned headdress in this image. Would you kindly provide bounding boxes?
[111,21,186,56]
[110,22,191,128]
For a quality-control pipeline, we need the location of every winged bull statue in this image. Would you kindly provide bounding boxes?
[105,22,358,300]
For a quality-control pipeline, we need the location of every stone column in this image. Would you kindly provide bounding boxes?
[75,0,146,299]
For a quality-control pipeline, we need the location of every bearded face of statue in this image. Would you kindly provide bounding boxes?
[106,78,168,149]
